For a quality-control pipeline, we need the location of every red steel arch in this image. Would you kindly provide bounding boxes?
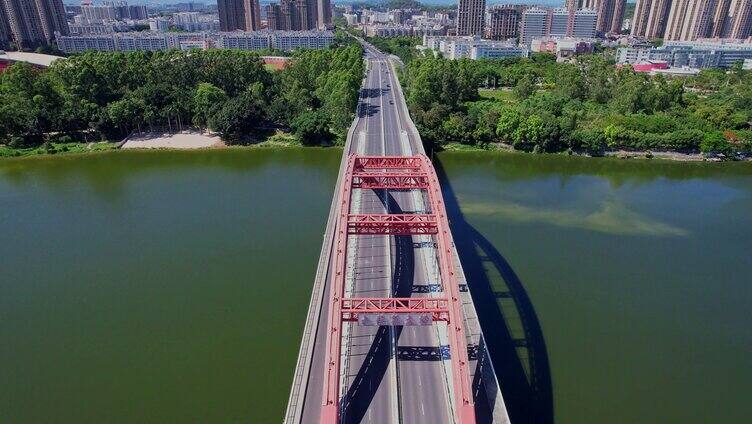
[320,154,476,424]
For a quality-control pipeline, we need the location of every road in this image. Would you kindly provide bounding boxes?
[339,48,455,424]
[291,43,508,424]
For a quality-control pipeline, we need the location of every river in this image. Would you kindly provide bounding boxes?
[1,149,750,423]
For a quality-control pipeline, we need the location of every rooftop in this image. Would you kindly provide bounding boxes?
[0,51,64,67]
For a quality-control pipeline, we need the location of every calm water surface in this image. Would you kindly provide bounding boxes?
[1,149,750,423]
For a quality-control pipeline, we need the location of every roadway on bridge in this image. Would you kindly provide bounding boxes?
[298,46,477,423]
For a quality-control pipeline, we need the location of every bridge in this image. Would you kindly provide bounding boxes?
[285,43,511,424]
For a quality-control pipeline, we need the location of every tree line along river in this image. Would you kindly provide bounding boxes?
[1,148,750,423]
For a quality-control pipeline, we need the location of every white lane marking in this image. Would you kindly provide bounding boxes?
[421,402,425,416]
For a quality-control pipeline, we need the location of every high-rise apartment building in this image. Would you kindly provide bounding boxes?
[218,0,261,31]
[282,0,300,30]
[631,0,672,38]
[266,4,281,30]
[1,0,67,48]
[456,0,485,36]
[550,8,570,37]
[572,8,598,37]
[265,0,326,30]
[596,0,626,33]
[218,0,244,31]
[243,0,261,31]
[0,2,10,49]
[565,0,625,34]
[519,6,597,45]
[81,4,117,22]
[727,0,752,38]
[665,0,718,41]
[302,0,316,30]
[35,0,68,41]
[519,7,547,45]
[318,0,331,29]
[710,0,732,36]
[485,5,520,40]
[632,0,751,40]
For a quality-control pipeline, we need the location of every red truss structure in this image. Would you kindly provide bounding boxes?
[320,154,476,424]
[352,172,430,190]
[347,214,438,235]
[341,297,450,322]
[353,155,423,170]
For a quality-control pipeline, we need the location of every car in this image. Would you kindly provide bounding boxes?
[389,100,393,104]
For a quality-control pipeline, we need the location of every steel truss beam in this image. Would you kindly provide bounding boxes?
[353,155,423,171]
[341,297,450,322]
[347,213,438,235]
[352,172,430,189]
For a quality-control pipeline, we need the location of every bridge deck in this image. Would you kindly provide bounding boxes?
[285,44,510,424]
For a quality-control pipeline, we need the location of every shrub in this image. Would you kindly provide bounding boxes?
[700,132,732,155]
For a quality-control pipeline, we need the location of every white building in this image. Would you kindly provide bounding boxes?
[471,43,529,59]
[58,30,334,53]
[617,39,752,69]
[149,18,170,32]
[423,36,528,60]
[58,34,117,52]
[272,31,335,50]
[365,24,446,37]
[116,34,168,51]
[216,32,271,50]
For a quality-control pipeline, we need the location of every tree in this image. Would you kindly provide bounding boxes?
[106,95,145,136]
[555,64,585,100]
[208,88,266,143]
[513,74,535,100]
[700,132,732,155]
[292,110,331,145]
[495,107,522,144]
[192,82,228,129]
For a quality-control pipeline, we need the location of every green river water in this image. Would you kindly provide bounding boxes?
[1,149,750,423]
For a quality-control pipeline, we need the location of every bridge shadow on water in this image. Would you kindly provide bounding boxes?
[433,157,554,424]
[341,190,415,424]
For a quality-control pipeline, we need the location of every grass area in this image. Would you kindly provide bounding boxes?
[248,131,302,147]
[478,88,516,103]
[441,142,492,152]
[0,141,118,158]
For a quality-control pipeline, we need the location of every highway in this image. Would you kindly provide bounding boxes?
[287,42,510,424]
[340,50,454,424]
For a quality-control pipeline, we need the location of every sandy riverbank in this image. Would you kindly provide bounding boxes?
[121,131,225,149]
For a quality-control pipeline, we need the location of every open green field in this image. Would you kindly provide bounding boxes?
[478,88,516,103]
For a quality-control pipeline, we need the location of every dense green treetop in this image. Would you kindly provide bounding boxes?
[0,44,364,147]
[402,53,752,155]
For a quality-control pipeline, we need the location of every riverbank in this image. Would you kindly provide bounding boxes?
[0,131,335,160]
[439,142,752,162]
[0,141,118,158]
